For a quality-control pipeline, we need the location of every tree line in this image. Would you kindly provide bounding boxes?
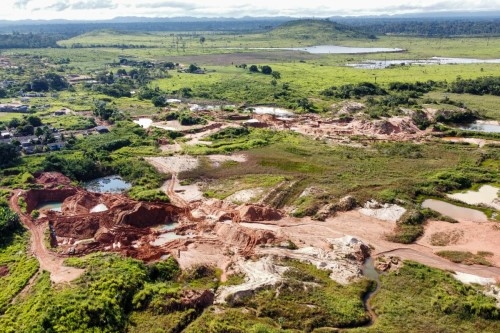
[0,32,63,49]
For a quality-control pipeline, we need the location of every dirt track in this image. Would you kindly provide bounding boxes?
[10,190,84,283]
[236,211,500,280]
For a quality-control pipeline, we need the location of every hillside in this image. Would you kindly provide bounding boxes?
[268,19,377,42]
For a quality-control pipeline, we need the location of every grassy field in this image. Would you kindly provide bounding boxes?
[358,261,500,333]
[0,112,26,122]
[425,91,500,120]
[181,129,495,207]
[0,233,39,313]
[55,26,500,59]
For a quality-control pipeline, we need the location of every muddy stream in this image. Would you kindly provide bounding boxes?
[361,257,381,327]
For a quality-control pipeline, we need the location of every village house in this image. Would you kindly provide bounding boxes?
[0,104,29,112]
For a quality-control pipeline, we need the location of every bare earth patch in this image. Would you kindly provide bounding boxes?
[146,156,199,174]
[418,220,500,267]
[225,188,265,203]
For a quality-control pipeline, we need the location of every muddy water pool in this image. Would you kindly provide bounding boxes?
[84,175,132,193]
[447,185,499,209]
[348,57,500,69]
[458,121,500,133]
[35,201,62,212]
[421,199,488,222]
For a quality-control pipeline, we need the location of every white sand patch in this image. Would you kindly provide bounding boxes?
[484,285,500,307]
[89,203,108,213]
[258,235,367,285]
[208,154,247,167]
[216,256,288,303]
[161,179,204,203]
[453,272,496,285]
[225,188,264,203]
[133,118,153,129]
[145,156,199,174]
[359,200,406,222]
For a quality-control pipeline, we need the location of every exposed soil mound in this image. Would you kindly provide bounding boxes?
[34,172,72,189]
[51,214,102,239]
[215,223,277,256]
[0,265,9,277]
[337,195,357,211]
[371,117,419,135]
[61,190,104,215]
[237,204,283,222]
[116,202,181,227]
[24,188,78,213]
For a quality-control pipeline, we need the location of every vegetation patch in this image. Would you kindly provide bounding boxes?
[369,261,500,332]
[436,251,493,266]
[429,230,464,246]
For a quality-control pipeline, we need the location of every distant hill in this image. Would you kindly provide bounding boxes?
[268,19,376,42]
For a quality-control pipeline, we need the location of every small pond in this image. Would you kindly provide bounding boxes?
[447,185,499,209]
[84,175,132,194]
[421,199,488,222]
[347,57,500,69]
[288,45,404,54]
[247,106,295,118]
[35,201,62,212]
[133,118,153,129]
[151,232,190,246]
[155,223,180,231]
[458,121,500,133]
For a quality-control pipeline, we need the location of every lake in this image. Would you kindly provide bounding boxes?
[228,45,403,54]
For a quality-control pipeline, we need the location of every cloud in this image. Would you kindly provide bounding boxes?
[6,0,500,20]
[346,0,500,15]
[135,1,197,10]
[72,0,117,10]
[40,0,117,12]
[45,1,71,12]
[14,0,33,8]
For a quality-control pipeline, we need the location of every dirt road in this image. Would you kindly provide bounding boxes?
[10,190,83,283]
[266,211,500,280]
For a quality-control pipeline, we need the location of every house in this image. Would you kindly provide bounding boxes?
[54,109,68,116]
[21,140,33,148]
[21,92,46,98]
[0,104,29,112]
[95,126,109,134]
[21,144,35,154]
[0,131,11,139]
[48,142,64,151]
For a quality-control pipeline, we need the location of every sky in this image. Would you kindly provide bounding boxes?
[2,0,500,21]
